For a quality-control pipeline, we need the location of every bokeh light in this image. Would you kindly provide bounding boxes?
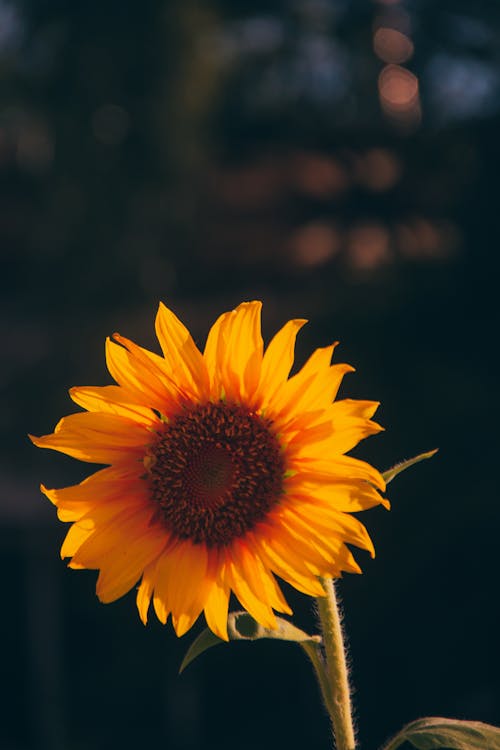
[378,64,421,127]
[373,27,414,65]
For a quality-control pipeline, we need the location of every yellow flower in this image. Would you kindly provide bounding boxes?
[30,301,387,640]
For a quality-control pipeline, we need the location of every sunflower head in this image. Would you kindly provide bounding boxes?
[30,301,387,640]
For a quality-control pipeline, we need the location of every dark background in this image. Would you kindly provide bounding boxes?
[1,1,499,748]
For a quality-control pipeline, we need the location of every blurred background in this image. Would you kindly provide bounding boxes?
[1,0,499,748]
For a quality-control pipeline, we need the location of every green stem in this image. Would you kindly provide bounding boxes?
[316,577,356,750]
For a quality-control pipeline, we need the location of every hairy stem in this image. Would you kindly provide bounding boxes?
[316,577,356,750]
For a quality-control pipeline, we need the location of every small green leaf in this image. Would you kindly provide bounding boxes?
[179,628,223,674]
[179,611,321,673]
[382,449,438,485]
[381,717,500,750]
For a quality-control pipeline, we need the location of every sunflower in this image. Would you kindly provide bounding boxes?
[30,301,387,640]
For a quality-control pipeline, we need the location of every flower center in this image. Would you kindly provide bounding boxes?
[146,402,285,547]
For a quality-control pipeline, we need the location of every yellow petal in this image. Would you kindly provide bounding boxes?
[203,311,231,398]
[96,523,168,603]
[282,502,375,558]
[256,318,307,408]
[41,463,146,520]
[42,472,147,522]
[136,560,157,625]
[330,398,381,420]
[275,516,362,577]
[235,540,292,615]
[155,302,209,400]
[267,512,342,574]
[287,478,389,512]
[288,417,384,458]
[203,554,230,641]
[270,345,337,416]
[283,419,334,449]
[329,421,384,455]
[29,412,150,464]
[61,521,95,561]
[225,544,277,629]
[253,533,327,596]
[152,551,175,624]
[69,504,159,569]
[169,541,209,637]
[294,453,386,491]
[105,337,178,415]
[204,301,263,403]
[70,385,158,427]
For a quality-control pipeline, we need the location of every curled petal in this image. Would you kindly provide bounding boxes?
[155,303,209,400]
[256,318,307,408]
[204,301,263,402]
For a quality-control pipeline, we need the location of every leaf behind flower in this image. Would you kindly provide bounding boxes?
[179,611,321,673]
[381,717,500,750]
[382,449,438,485]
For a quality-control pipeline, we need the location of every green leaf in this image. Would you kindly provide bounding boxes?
[382,449,438,485]
[227,611,322,644]
[179,611,321,673]
[381,717,500,750]
[179,627,223,674]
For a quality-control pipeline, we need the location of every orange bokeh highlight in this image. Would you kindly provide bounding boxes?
[379,64,418,107]
[378,64,421,127]
[373,27,414,64]
[291,152,349,197]
[347,223,391,271]
[356,148,401,192]
[291,222,340,267]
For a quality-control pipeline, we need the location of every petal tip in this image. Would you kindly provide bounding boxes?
[137,600,149,626]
